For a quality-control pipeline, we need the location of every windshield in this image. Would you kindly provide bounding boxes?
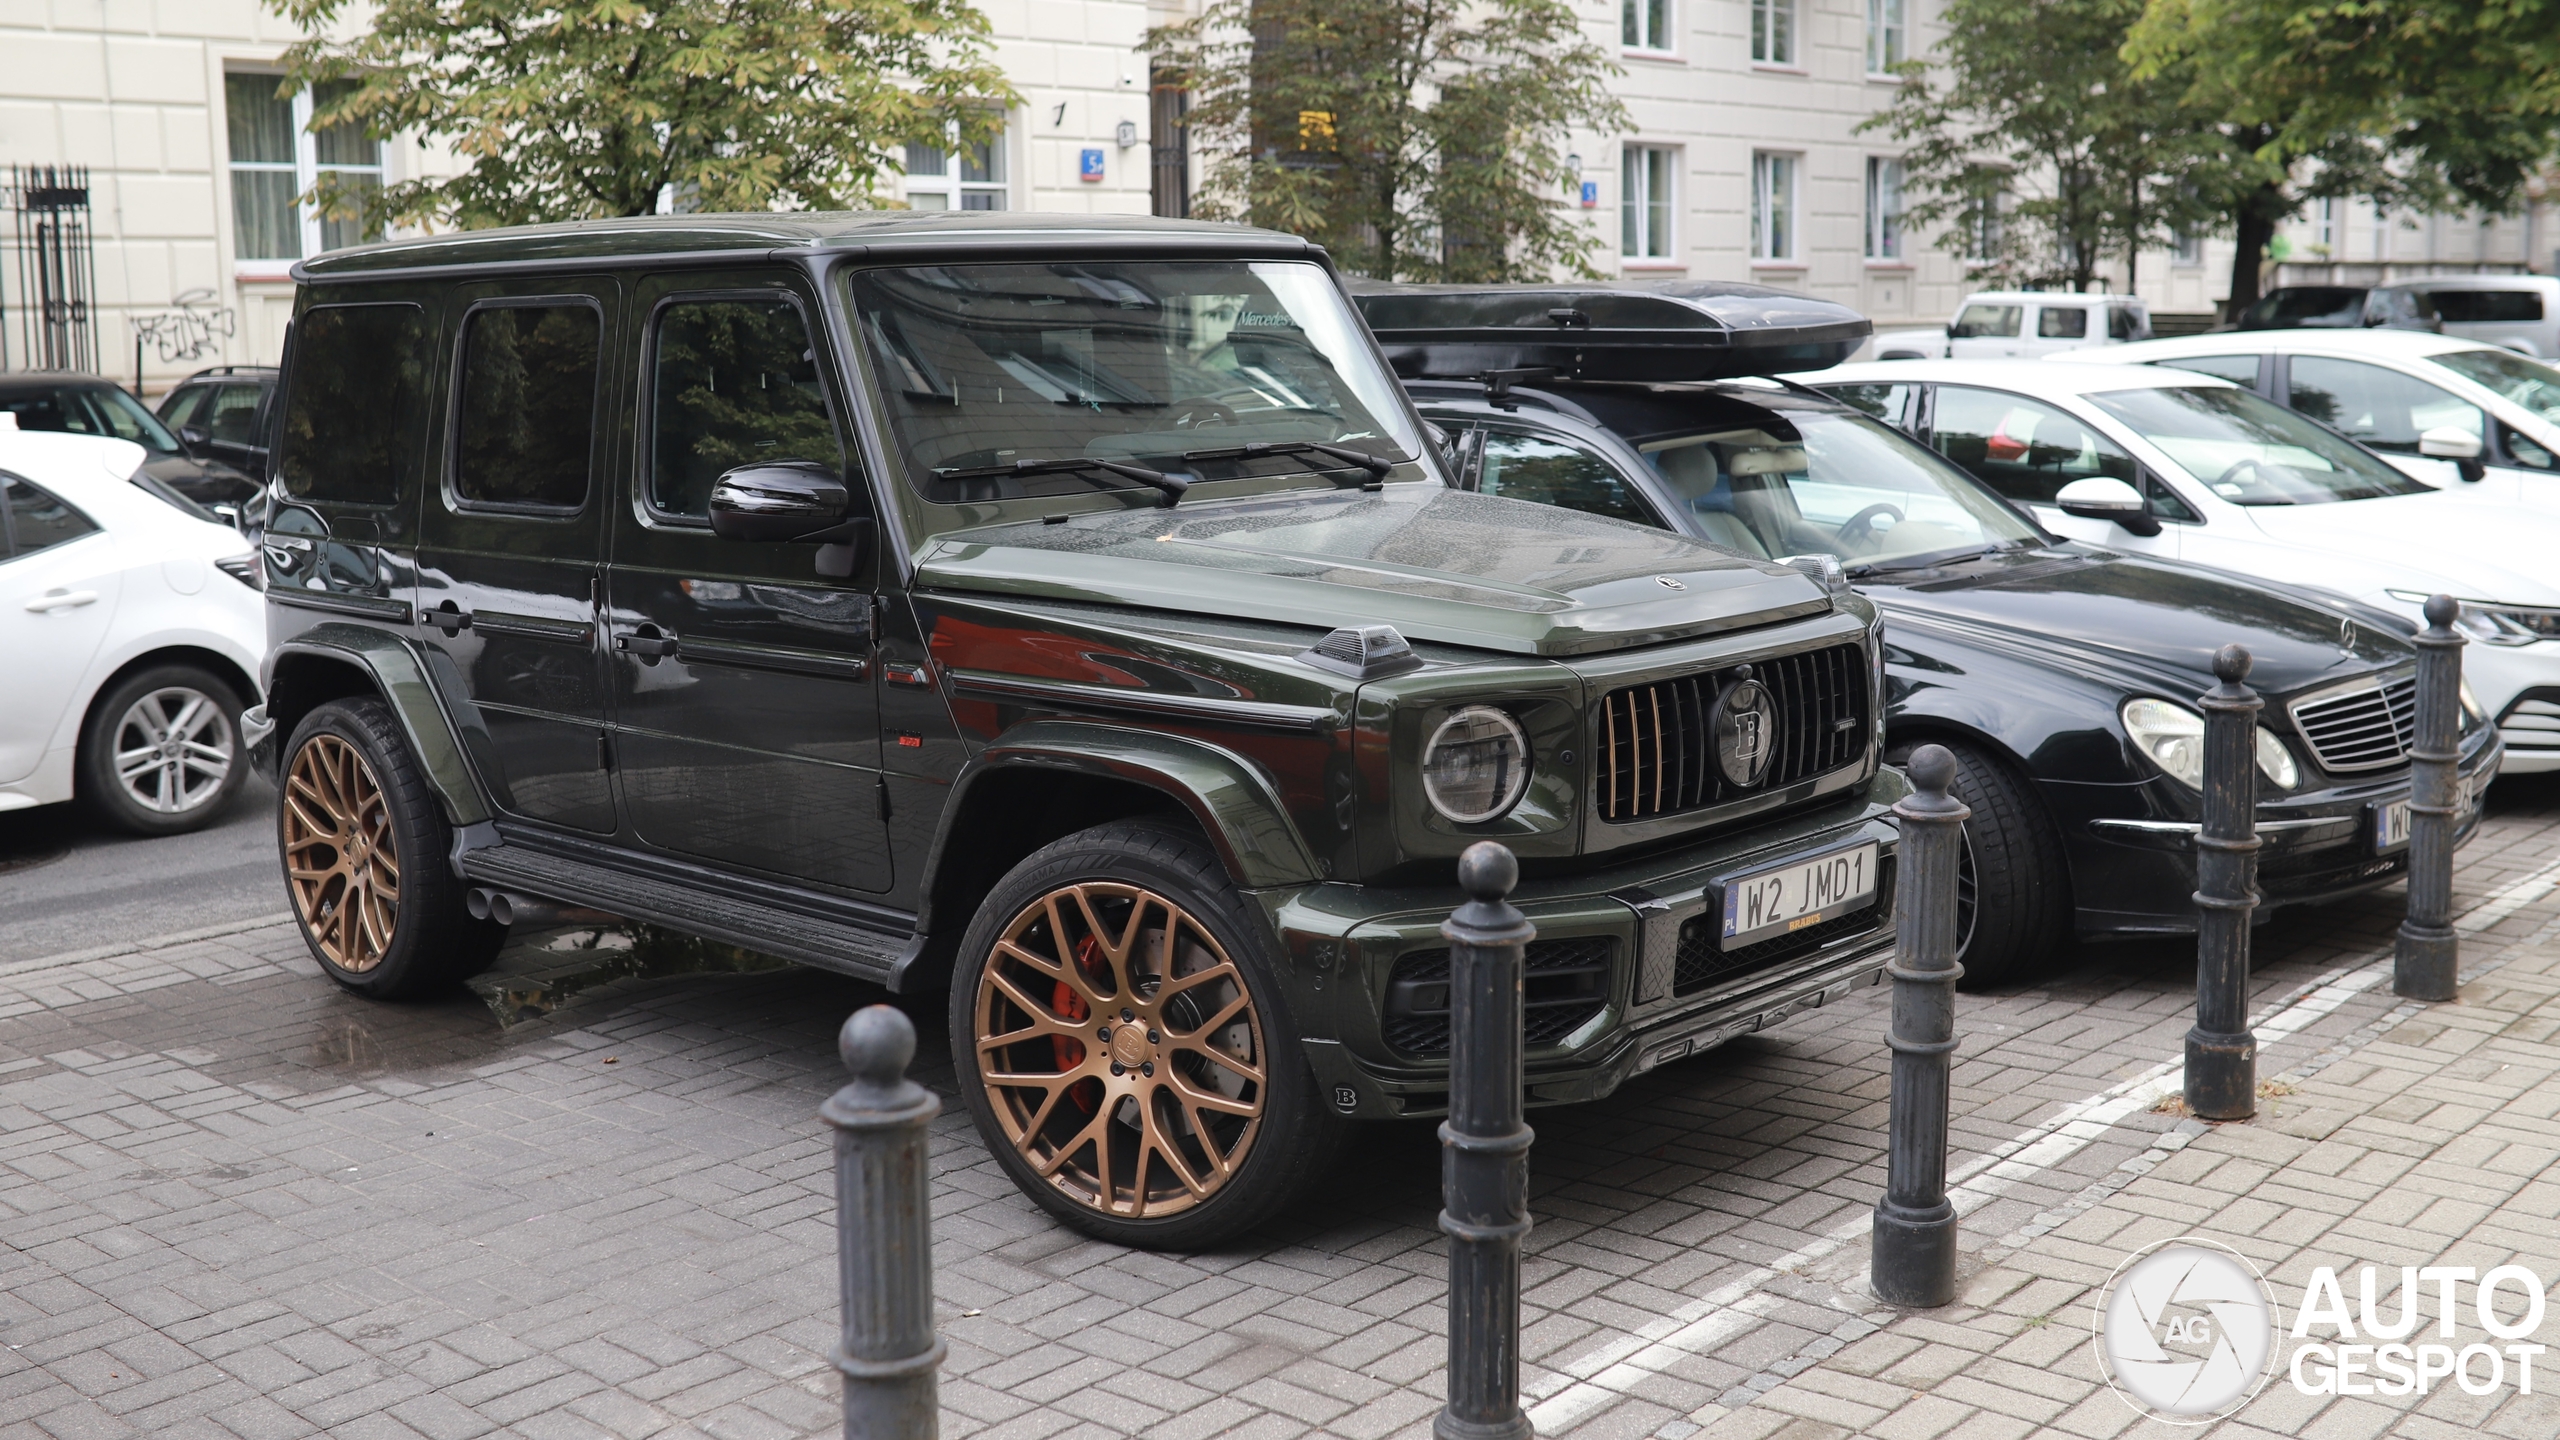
[1,383,183,456]
[2086,384,2432,504]
[2431,347,2560,422]
[847,260,1423,507]
[1637,408,2041,569]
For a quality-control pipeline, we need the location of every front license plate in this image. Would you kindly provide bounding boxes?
[2376,799,2410,851]
[1720,842,1881,949]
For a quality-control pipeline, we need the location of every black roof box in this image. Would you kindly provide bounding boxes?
[1352,279,1870,382]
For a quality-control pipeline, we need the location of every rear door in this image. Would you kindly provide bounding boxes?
[603,270,892,894]
[0,474,120,785]
[412,279,620,835]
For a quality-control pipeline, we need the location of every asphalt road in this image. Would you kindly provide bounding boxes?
[0,775,284,966]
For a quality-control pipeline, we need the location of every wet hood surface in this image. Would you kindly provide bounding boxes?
[1873,547,2414,697]
[915,484,1833,656]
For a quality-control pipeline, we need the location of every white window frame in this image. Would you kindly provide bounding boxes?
[226,72,385,273]
[902,124,1008,211]
[1866,0,1908,76]
[1751,0,1798,67]
[2315,196,2337,254]
[1622,0,1674,55]
[1621,145,1678,262]
[1751,151,1800,264]
[1865,157,1905,262]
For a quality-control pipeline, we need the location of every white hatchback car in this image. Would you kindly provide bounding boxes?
[2058,329,2560,507]
[1811,358,2560,771]
[1,420,266,830]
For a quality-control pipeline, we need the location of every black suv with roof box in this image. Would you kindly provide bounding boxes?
[243,214,1903,1246]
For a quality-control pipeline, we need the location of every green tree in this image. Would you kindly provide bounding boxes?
[1149,0,1630,282]
[1862,0,2218,294]
[271,0,1016,230]
[2128,0,2560,313]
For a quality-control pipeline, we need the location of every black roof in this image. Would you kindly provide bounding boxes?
[1354,280,1871,381]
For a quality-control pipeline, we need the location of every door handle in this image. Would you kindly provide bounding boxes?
[615,628,678,659]
[24,589,97,613]
[424,601,473,634]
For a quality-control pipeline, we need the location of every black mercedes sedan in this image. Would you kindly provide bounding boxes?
[0,372,262,517]
[1359,283,2500,984]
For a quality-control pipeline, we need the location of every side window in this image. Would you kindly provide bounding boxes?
[1826,382,1912,427]
[2038,306,2088,339]
[2143,472,2202,523]
[208,383,266,446]
[2502,422,2556,470]
[1928,386,2135,503]
[454,302,602,510]
[648,297,839,520]
[2158,355,2263,389]
[2108,307,2143,341]
[160,387,211,432]
[1479,432,1662,529]
[276,303,431,504]
[2285,356,2483,454]
[0,473,101,561]
[1950,303,2022,339]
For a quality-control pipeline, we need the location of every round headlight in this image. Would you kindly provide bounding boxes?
[1422,706,1531,824]
[2121,698,2298,789]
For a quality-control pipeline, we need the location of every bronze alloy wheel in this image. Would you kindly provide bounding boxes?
[973,881,1267,1220]
[283,733,401,973]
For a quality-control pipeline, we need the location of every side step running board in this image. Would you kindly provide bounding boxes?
[454,841,911,984]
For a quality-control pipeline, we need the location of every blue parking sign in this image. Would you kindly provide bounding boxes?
[1580,180,1599,209]
[1080,149,1105,182]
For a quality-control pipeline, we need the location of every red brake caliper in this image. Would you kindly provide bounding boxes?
[1052,933,1110,1112]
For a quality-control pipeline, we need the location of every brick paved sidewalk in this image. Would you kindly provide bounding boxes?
[2,780,2556,1439]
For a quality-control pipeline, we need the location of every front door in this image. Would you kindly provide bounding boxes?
[0,474,118,785]
[413,279,620,834]
[1924,384,2183,558]
[604,272,891,894]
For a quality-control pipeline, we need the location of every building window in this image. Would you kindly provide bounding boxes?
[1751,0,1795,64]
[1866,0,1907,73]
[2172,229,2202,266]
[1962,187,2008,262]
[2315,197,2336,254]
[1622,0,1672,52]
[904,129,1006,211]
[226,74,384,262]
[1751,152,1798,262]
[1865,158,1904,259]
[1622,147,1675,259]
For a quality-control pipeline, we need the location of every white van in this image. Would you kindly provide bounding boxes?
[1869,290,2151,360]
[2385,276,2560,359]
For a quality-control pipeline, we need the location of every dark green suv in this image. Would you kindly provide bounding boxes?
[242,213,1902,1246]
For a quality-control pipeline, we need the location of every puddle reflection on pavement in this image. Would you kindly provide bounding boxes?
[468,915,796,1027]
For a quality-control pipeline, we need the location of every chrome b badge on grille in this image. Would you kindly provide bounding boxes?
[1712,667,1778,787]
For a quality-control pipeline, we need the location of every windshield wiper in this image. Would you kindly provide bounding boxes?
[1843,543,2017,579]
[932,455,1191,507]
[1176,440,1399,477]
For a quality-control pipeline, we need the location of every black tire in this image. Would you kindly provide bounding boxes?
[77,664,249,836]
[949,819,1343,1249]
[279,697,504,998]
[1892,739,2071,988]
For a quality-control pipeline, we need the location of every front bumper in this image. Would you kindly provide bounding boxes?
[2059,726,2500,936]
[1266,769,1906,1121]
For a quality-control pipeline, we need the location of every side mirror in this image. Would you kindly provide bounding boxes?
[709,460,870,577]
[2054,476,2161,537]
[1943,322,1956,338]
[2418,426,2483,461]
[177,424,212,454]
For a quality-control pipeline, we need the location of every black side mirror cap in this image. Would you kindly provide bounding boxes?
[177,424,211,453]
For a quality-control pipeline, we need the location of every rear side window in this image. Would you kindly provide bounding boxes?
[2158,354,2263,388]
[2038,307,2088,339]
[1951,304,2021,339]
[277,303,431,505]
[0,472,101,560]
[648,297,837,519]
[454,303,602,509]
[2108,307,2144,341]
[1927,386,2136,502]
[2433,290,2545,324]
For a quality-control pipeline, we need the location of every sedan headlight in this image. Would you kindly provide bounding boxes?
[2461,678,2485,723]
[2386,590,2560,646]
[1422,706,1531,823]
[2121,699,2296,789]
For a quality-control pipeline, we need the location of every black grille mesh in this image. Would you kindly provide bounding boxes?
[1381,937,1615,1056]
[1598,643,1868,823]
[1672,856,1893,996]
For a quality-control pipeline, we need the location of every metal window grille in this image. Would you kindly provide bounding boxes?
[4,165,98,374]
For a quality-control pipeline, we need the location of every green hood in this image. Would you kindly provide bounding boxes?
[912,484,1832,656]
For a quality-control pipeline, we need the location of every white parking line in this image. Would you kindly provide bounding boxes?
[1527,859,2560,1432]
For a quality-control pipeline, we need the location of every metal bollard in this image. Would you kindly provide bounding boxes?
[824,1005,945,1440]
[2396,594,2466,1001]
[1437,842,1535,1440]
[2185,645,2260,1122]
[1871,744,1968,1308]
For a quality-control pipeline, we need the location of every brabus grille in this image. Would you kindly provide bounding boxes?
[2291,675,2418,773]
[1596,643,1869,823]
